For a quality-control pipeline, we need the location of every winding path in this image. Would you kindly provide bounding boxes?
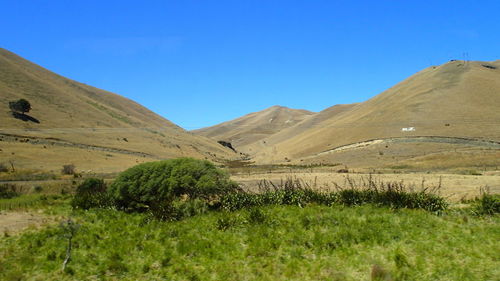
[318,136,500,156]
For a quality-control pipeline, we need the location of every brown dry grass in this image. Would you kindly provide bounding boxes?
[232,171,500,202]
[220,60,500,163]
[0,211,51,235]
[0,141,157,173]
[0,48,237,171]
[293,142,500,171]
[194,105,314,152]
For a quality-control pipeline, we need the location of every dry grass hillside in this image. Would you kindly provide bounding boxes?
[247,60,500,168]
[243,103,358,154]
[193,105,314,153]
[0,48,236,173]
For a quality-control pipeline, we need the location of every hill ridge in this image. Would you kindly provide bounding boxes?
[193,105,315,151]
[0,48,236,172]
[251,59,500,164]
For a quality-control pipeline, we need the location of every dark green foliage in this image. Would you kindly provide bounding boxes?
[216,213,243,230]
[247,208,268,224]
[0,184,19,199]
[337,188,447,212]
[76,178,106,194]
[63,266,75,275]
[149,199,209,221]
[46,251,57,261]
[71,178,110,210]
[473,194,500,216]
[108,158,239,212]
[219,188,331,211]
[9,98,31,113]
[218,179,447,213]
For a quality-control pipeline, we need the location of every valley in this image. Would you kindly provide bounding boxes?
[1,50,499,281]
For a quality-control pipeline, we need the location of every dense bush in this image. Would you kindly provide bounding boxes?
[336,189,447,212]
[473,194,500,216]
[71,178,110,210]
[108,158,239,212]
[218,182,447,213]
[149,198,209,221]
[9,98,31,114]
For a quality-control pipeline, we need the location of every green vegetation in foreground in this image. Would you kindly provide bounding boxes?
[1,159,498,280]
[107,158,238,213]
[1,203,499,281]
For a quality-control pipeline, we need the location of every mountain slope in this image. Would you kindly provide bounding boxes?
[252,60,500,163]
[243,103,358,154]
[193,105,314,152]
[0,48,236,172]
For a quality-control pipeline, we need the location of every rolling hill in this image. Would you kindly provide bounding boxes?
[251,60,500,166]
[242,103,359,155]
[193,105,314,153]
[193,60,500,169]
[0,48,236,173]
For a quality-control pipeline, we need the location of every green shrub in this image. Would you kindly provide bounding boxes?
[336,188,447,212]
[33,185,43,193]
[9,98,31,114]
[149,198,209,221]
[473,194,500,216]
[247,208,268,224]
[108,158,239,212]
[0,184,19,199]
[218,182,447,213]
[71,178,109,210]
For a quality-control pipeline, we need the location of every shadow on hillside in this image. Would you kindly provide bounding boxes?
[12,112,40,123]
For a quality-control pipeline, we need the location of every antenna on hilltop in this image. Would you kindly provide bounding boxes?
[463,52,470,65]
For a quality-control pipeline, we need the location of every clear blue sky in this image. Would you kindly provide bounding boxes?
[1,0,499,129]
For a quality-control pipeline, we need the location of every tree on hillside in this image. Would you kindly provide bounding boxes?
[9,99,31,114]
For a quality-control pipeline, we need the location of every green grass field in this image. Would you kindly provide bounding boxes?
[1,200,498,281]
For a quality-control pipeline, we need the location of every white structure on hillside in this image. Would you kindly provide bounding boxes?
[401,127,416,132]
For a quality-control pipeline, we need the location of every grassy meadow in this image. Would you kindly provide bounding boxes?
[0,159,499,281]
[1,194,499,280]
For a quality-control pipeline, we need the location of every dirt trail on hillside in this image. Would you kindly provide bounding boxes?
[317,136,500,156]
[0,132,155,158]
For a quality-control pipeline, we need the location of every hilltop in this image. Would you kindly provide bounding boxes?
[255,60,500,168]
[193,105,314,153]
[0,48,236,173]
[198,60,500,170]
[242,103,359,155]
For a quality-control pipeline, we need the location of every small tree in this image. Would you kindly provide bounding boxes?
[108,158,239,212]
[59,218,81,272]
[9,99,31,114]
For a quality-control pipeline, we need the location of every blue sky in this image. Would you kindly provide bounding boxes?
[1,0,499,129]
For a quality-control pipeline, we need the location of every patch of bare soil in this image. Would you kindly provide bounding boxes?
[0,211,51,234]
